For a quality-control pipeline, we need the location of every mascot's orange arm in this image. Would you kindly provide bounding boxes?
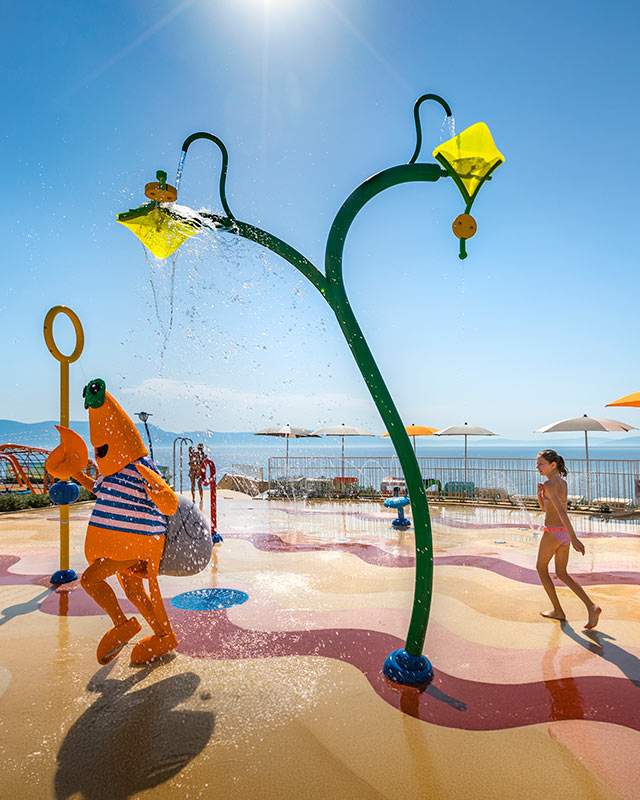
[46,426,89,481]
[72,470,96,492]
[135,464,179,516]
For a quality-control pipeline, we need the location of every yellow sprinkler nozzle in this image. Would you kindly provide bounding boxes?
[117,169,202,259]
[433,122,504,205]
[117,204,199,259]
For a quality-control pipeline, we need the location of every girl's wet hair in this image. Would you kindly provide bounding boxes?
[538,449,568,477]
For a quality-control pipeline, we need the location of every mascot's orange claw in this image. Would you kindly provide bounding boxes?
[45,425,89,481]
[96,617,142,664]
[130,632,178,665]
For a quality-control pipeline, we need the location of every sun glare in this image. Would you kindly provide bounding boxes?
[249,0,299,8]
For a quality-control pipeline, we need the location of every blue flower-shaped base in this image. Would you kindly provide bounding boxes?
[211,533,224,544]
[50,568,78,585]
[383,648,434,684]
[391,518,411,528]
[171,588,248,611]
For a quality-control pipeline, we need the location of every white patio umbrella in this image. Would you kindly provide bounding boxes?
[535,414,637,499]
[254,424,320,478]
[434,422,499,483]
[312,424,376,478]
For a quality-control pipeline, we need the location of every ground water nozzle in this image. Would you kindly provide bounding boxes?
[384,489,412,528]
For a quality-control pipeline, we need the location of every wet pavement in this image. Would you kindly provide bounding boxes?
[0,493,638,799]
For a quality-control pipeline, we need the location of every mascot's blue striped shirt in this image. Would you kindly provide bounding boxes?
[89,456,167,536]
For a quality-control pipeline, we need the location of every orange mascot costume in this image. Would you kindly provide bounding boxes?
[46,378,179,665]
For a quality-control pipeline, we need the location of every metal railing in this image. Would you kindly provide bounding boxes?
[232,463,264,481]
[267,456,640,507]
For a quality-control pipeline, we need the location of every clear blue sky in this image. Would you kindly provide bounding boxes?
[3,0,640,439]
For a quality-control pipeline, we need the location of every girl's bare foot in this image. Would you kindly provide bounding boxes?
[584,606,602,630]
[540,610,566,621]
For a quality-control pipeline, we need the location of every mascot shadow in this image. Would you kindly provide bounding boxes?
[55,662,215,800]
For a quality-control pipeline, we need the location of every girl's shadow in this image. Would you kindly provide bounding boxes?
[55,661,215,800]
[561,621,640,687]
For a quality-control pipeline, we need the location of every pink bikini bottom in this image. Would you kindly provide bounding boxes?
[543,526,571,546]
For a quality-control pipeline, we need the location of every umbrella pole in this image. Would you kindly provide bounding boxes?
[585,430,590,502]
[464,434,468,486]
[341,436,345,479]
[286,437,289,482]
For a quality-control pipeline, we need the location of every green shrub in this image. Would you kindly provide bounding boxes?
[0,494,20,512]
[0,484,95,513]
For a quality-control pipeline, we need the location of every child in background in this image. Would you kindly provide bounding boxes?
[188,443,206,509]
[536,449,601,629]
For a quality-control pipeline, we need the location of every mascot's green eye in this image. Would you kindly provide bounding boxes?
[83,378,106,409]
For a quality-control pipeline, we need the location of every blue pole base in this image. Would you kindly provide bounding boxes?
[392,518,411,528]
[211,533,224,544]
[383,648,434,684]
[50,569,78,585]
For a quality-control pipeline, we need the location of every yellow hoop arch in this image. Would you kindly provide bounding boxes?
[43,305,84,364]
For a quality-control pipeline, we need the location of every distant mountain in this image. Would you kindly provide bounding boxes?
[1,419,638,452]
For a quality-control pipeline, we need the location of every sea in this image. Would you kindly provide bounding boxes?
[2,419,637,485]
[154,441,640,486]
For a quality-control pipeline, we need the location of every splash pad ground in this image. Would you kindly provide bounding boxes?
[0,493,638,799]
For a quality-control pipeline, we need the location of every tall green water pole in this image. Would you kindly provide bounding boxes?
[136,95,475,683]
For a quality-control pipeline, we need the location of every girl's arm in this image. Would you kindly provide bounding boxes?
[544,483,585,555]
[537,482,545,510]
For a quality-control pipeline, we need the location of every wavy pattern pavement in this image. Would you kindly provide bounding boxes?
[4,526,639,736]
[222,532,640,585]
[33,586,640,734]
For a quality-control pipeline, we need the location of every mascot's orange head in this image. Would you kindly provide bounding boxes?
[83,378,147,476]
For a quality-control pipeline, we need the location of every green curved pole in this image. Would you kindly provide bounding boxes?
[195,162,445,661]
[324,163,444,655]
[167,96,466,675]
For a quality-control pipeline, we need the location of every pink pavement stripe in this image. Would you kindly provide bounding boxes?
[222,533,640,586]
[36,588,640,733]
[169,608,640,733]
[3,535,639,590]
[227,597,640,686]
[37,584,640,687]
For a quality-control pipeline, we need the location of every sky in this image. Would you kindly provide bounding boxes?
[2,0,640,440]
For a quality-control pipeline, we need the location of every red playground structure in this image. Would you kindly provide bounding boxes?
[0,444,53,493]
[200,457,221,543]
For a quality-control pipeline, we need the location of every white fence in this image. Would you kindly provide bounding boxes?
[232,463,264,481]
[267,456,640,507]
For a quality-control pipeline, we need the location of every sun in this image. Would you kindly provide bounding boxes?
[249,0,299,8]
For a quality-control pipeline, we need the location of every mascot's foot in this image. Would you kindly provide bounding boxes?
[130,631,178,665]
[97,617,142,664]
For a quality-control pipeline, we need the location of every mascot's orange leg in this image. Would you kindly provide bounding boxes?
[129,570,178,665]
[84,527,177,664]
[80,558,142,664]
[118,571,172,637]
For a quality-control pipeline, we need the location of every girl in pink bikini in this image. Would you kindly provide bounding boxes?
[536,449,601,629]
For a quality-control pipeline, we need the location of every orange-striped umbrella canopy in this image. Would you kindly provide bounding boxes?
[606,392,640,408]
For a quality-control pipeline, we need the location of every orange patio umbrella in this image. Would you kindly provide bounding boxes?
[606,392,640,408]
[381,424,438,453]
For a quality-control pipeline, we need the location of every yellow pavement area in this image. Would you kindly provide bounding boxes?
[0,494,638,799]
